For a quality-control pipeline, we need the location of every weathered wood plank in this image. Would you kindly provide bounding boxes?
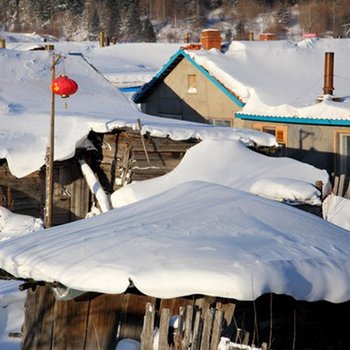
[182,304,193,350]
[51,293,89,350]
[84,293,124,350]
[344,180,350,199]
[118,293,156,340]
[210,309,224,350]
[217,302,236,329]
[192,308,202,350]
[22,286,55,350]
[332,176,339,195]
[338,174,346,197]
[200,308,214,350]
[140,303,155,350]
[174,306,185,350]
[159,297,193,315]
[158,308,170,350]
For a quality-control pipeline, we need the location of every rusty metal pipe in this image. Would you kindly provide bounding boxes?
[323,52,334,95]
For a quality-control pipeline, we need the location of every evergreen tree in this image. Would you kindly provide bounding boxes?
[276,2,291,28]
[235,19,246,39]
[185,0,206,34]
[28,0,52,22]
[68,0,85,15]
[142,17,156,42]
[121,0,142,42]
[100,0,121,39]
[88,8,100,40]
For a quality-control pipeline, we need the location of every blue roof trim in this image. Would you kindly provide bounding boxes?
[119,86,141,93]
[155,49,184,78]
[236,112,350,126]
[180,50,245,108]
[133,49,245,108]
[133,49,185,102]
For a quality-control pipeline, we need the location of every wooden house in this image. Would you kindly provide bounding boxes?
[133,30,244,127]
[134,38,350,182]
[1,181,350,350]
[234,50,350,184]
[0,128,198,226]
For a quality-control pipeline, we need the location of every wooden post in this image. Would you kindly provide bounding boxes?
[192,309,202,350]
[338,174,345,196]
[45,55,57,228]
[137,119,150,163]
[45,44,55,51]
[248,32,254,41]
[45,54,62,228]
[121,144,131,186]
[99,31,105,47]
[174,306,185,349]
[140,303,154,350]
[182,305,193,350]
[158,308,170,350]
[0,39,6,48]
[200,308,214,350]
[209,309,223,350]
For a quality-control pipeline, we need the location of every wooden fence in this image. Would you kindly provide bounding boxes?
[138,302,265,350]
[332,174,350,198]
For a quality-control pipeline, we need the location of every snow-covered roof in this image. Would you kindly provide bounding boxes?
[111,139,329,208]
[4,33,183,88]
[202,39,350,121]
[0,48,276,178]
[137,38,350,122]
[0,181,350,303]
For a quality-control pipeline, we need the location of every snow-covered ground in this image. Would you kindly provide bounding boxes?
[0,281,23,350]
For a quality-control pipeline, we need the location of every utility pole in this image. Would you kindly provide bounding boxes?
[44,54,63,228]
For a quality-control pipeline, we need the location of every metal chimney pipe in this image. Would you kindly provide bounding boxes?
[323,52,334,95]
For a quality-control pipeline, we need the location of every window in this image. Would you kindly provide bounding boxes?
[253,123,287,145]
[187,74,197,94]
[336,132,350,175]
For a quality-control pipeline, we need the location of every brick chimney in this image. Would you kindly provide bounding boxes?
[200,29,221,50]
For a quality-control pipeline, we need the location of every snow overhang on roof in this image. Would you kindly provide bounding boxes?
[133,49,245,108]
[0,181,349,303]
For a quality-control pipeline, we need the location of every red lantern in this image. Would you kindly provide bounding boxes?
[50,75,78,98]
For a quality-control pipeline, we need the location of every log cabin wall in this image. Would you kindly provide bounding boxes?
[88,130,199,193]
[0,158,90,226]
[0,160,43,217]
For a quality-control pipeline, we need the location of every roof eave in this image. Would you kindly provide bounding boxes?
[236,112,350,126]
